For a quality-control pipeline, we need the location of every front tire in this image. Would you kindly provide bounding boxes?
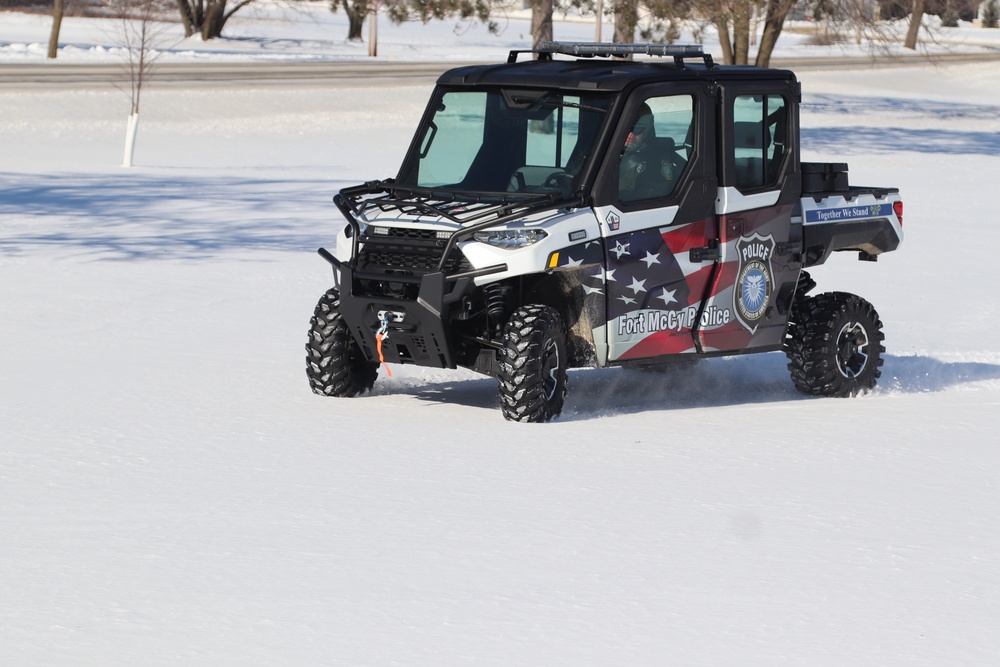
[498,305,568,422]
[306,288,378,397]
[785,292,885,397]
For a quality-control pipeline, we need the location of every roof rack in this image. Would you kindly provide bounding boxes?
[508,41,716,69]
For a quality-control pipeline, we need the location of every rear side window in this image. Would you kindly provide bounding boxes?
[732,94,787,191]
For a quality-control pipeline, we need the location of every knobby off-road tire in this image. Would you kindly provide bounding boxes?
[785,292,885,397]
[498,305,568,423]
[306,288,378,398]
[781,270,817,366]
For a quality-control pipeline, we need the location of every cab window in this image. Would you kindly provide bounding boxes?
[399,89,610,196]
[732,94,788,191]
[618,95,695,203]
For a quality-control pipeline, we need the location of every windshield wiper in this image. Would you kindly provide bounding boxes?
[510,96,607,114]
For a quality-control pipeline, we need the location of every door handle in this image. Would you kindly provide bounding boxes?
[690,241,720,263]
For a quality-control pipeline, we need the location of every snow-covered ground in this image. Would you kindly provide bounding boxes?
[2,5,1000,665]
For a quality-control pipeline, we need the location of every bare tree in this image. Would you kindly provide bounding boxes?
[176,0,257,40]
[684,0,797,66]
[755,0,796,66]
[109,0,174,166]
[372,0,511,48]
[806,0,899,55]
[904,0,925,48]
[713,0,758,64]
[332,0,370,40]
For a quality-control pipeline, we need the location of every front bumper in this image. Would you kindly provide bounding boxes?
[320,249,505,369]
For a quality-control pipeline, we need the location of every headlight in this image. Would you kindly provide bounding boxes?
[473,229,547,249]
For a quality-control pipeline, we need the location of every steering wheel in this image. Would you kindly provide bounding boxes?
[543,172,574,191]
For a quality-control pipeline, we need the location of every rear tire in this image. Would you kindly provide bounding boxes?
[785,292,884,397]
[498,305,568,422]
[306,288,378,397]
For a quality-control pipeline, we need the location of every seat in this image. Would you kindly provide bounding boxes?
[733,121,769,189]
[621,136,685,201]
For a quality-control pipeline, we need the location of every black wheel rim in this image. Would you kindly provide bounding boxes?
[836,320,870,379]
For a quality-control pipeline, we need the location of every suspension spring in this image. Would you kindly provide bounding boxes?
[484,283,508,322]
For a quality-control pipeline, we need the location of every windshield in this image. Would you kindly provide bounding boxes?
[396,88,611,197]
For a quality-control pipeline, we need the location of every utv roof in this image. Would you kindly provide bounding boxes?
[437,42,796,92]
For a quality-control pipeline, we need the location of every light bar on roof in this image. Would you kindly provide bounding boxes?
[536,42,705,58]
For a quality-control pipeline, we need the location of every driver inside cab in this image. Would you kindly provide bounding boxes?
[618,104,680,201]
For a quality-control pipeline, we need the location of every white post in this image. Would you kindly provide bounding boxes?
[594,0,603,43]
[368,1,378,58]
[122,112,139,168]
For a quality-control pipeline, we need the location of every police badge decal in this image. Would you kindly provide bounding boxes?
[734,233,776,334]
[660,160,674,181]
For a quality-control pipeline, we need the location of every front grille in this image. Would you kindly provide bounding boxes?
[363,248,454,273]
[379,228,440,241]
[359,228,469,275]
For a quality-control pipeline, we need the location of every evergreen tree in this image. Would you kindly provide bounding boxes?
[984,0,999,28]
[941,0,960,27]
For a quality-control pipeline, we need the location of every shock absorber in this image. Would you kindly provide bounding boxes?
[484,283,508,334]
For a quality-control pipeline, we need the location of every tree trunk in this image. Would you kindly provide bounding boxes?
[123,113,140,168]
[175,0,257,41]
[613,0,637,46]
[904,0,925,49]
[733,26,749,64]
[347,13,364,40]
[344,0,367,41]
[854,0,864,45]
[202,1,227,40]
[716,17,734,64]
[732,0,752,64]
[530,0,553,51]
[755,0,793,68]
[176,0,196,37]
[48,0,64,59]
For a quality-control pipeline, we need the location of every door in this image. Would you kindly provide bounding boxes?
[694,82,803,353]
[592,83,719,364]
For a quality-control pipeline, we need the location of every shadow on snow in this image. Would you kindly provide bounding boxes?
[0,171,335,260]
[380,352,1000,421]
[802,94,1000,157]
[802,125,1000,157]
[803,93,1000,122]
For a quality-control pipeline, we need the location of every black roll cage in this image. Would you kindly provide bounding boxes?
[324,44,801,277]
